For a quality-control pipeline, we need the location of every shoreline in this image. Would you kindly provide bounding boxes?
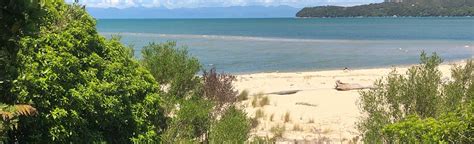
[234,59,468,143]
[234,59,468,76]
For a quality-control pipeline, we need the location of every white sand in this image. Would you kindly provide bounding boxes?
[235,61,465,143]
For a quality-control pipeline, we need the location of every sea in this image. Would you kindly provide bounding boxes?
[97,17,474,74]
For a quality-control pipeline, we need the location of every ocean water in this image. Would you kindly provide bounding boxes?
[97,18,474,73]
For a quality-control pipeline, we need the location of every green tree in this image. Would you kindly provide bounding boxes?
[1,0,47,104]
[1,1,166,143]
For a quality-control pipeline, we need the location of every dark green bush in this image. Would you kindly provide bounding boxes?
[209,106,251,143]
[1,1,166,143]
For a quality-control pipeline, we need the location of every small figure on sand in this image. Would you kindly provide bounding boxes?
[343,67,350,72]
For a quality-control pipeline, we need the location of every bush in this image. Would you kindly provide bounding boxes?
[141,41,201,99]
[1,1,166,143]
[382,108,473,143]
[238,90,249,101]
[161,97,213,143]
[358,52,474,143]
[209,106,251,143]
[202,68,238,117]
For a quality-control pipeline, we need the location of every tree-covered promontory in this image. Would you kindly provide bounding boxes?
[296,0,474,17]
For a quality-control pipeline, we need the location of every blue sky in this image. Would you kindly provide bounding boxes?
[67,0,382,9]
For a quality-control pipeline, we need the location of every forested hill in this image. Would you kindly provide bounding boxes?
[296,0,474,17]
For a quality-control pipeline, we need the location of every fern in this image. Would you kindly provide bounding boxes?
[0,103,37,121]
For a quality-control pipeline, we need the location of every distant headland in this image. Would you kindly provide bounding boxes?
[296,0,474,18]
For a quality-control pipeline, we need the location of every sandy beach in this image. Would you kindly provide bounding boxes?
[235,61,465,143]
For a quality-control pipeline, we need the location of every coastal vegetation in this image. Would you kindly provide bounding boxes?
[358,52,474,143]
[297,0,474,17]
[0,0,250,143]
[1,0,473,143]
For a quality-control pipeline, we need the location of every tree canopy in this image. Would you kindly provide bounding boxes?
[297,0,474,17]
[1,1,166,143]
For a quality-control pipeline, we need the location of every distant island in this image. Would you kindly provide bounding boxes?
[296,0,474,17]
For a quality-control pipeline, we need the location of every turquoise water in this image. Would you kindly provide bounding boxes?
[97,18,474,73]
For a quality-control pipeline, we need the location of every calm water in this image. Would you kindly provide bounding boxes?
[97,18,474,73]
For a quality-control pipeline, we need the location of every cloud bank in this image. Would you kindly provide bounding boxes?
[68,0,382,9]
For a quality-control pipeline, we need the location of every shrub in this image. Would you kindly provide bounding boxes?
[238,90,249,101]
[382,109,473,143]
[209,106,251,143]
[1,1,166,143]
[161,97,213,143]
[141,41,201,99]
[358,52,474,143]
[202,68,238,117]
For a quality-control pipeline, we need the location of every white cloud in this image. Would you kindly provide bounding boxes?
[67,0,382,9]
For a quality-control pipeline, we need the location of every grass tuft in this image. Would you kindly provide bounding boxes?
[270,124,285,138]
[283,112,291,123]
[308,118,315,124]
[251,96,258,107]
[237,90,249,101]
[255,109,265,119]
[259,96,270,106]
[293,124,303,131]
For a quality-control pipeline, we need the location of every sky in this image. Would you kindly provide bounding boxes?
[67,0,383,9]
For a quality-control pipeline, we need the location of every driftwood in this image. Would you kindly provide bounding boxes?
[335,80,374,91]
[295,102,318,107]
[266,90,302,95]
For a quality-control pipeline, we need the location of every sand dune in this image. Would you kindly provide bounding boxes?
[235,61,463,143]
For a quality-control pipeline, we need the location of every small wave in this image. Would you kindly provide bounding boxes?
[100,32,365,43]
[99,32,472,45]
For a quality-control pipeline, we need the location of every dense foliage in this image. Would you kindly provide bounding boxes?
[1,0,166,143]
[1,0,46,105]
[297,0,474,17]
[141,42,250,143]
[1,0,252,142]
[141,42,201,100]
[358,52,474,143]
